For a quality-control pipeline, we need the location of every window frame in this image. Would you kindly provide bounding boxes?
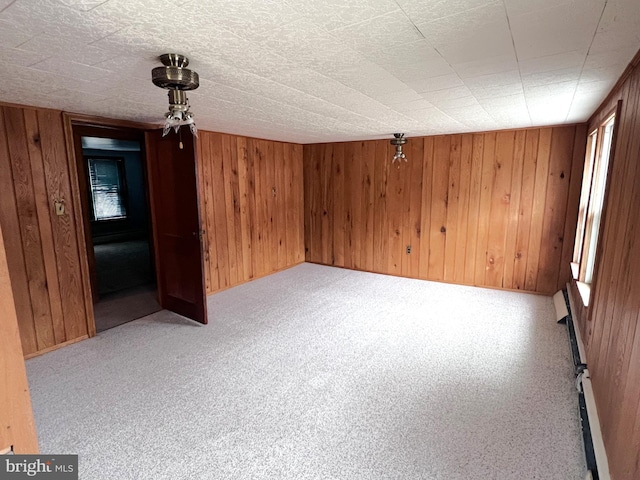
[85,155,129,223]
[572,104,620,306]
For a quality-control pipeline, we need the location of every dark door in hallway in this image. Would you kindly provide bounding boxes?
[73,127,162,333]
[145,128,207,324]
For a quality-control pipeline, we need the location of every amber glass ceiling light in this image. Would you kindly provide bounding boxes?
[151,53,200,137]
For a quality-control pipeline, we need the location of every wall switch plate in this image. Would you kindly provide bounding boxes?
[54,200,65,216]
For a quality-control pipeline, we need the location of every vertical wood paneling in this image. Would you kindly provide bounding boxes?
[485,130,514,288]
[0,220,38,453]
[0,105,90,357]
[569,51,640,480]
[304,125,584,295]
[197,132,304,294]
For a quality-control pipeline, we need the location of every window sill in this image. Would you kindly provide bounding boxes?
[576,281,591,307]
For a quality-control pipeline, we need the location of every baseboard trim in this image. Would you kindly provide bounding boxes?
[565,285,611,480]
[24,335,89,360]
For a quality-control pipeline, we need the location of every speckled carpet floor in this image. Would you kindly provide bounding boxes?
[26,263,586,479]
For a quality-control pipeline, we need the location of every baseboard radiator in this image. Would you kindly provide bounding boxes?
[553,289,610,480]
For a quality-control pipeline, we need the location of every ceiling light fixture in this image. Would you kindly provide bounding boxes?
[391,133,407,165]
[152,53,200,138]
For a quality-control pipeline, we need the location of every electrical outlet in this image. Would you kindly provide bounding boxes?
[406,245,411,254]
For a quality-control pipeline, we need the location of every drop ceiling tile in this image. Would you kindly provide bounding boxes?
[581,64,628,84]
[2,0,126,42]
[18,34,118,66]
[453,54,518,78]
[445,104,495,123]
[397,0,499,25]
[480,93,528,111]
[518,50,586,76]
[430,95,480,110]
[365,39,454,79]
[505,0,578,17]
[521,67,582,88]
[422,85,474,102]
[464,70,521,89]
[403,107,465,130]
[285,0,397,32]
[182,0,305,45]
[330,10,424,55]
[28,57,115,83]
[391,98,436,112]
[374,89,424,107]
[0,19,38,47]
[509,0,604,61]
[58,0,108,11]
[407,73,464,94]
[468,82,523,100]
[416,2,514,64]
[0,46,50,67]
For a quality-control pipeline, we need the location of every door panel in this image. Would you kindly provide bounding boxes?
[145,128,207,324]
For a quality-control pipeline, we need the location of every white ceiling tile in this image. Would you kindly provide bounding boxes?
[417,2,514,64]
[2,0,126,42]
[0,0,636,142]
[374,89,423,106]
[57,0,108,12]
[587,0,640,53]
[522,67,582,88]
[0,46,50,67]
[453,54,518,78]
[430,95,480,110]
[398,0,498,24]
[509,0,604,61]
[464,70,522,89]
[518,50,586,76]
[28,57,115,82]
[331,10,424,54]
[286,0,397,32]
[407,73,464,94]
[0,19,38,47]
[468,82,523,100]
[182,0,305,45]
[423,85,474,102]
[18,33,118,66]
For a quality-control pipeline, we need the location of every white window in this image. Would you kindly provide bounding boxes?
[87,157,128,221]
[572,113,616,305]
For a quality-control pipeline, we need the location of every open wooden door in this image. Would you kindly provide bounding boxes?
[145,128,207,324]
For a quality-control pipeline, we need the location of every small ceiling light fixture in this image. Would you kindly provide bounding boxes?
[152,53,200,138]
[391,133,407,165]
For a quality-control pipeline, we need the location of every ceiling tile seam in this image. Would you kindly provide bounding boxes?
[86,24,132,48]
[391,0,426,40]
[198,67,395,132]
[502,0,532,125]
[199,83,379,132]
[145,4,440,129]
[84,9,404,131]
[324,7,405,32]
[564,0,609,121]
[415,0,501,27]
[0,0,16,14]
[77,0,110,12]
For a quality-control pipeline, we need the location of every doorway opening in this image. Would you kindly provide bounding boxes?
[72,125,161,332]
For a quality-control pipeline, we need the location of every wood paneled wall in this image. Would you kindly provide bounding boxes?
[197,132,304,294]
[0,105,90,357]
[571,51,640,480]
[304,126,586,295]
[0,220,38,453]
